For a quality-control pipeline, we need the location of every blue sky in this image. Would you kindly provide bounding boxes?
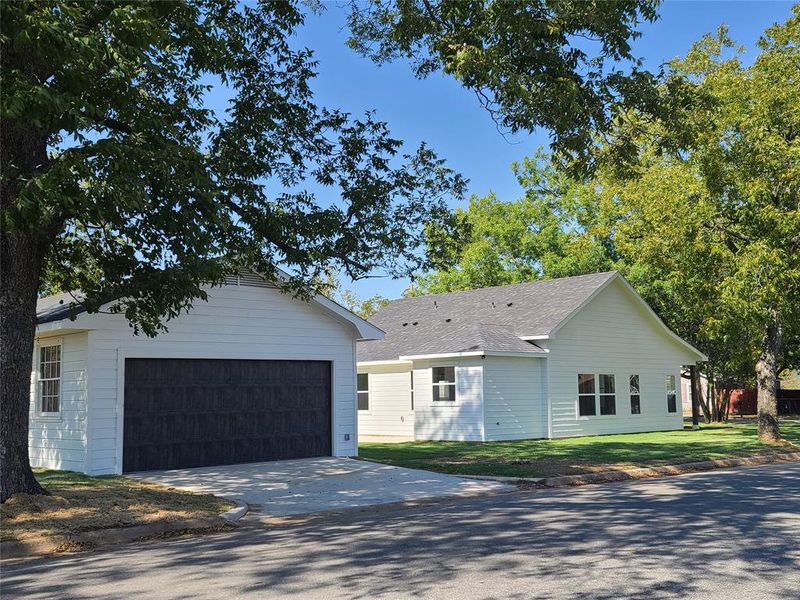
[291,0,795,301]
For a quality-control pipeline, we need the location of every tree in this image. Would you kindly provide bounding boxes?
[0,1,464,501]
[347,0,663,163]
[412,152,615,295]
[602,11,800,441]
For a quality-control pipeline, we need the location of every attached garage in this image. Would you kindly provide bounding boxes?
[122,358,332,472]
[29,274,383,475]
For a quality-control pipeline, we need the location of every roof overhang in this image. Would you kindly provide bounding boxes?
[397,350,547,361]
[311,293,384,341]
[35,270,386,342]
[357,359,415,367]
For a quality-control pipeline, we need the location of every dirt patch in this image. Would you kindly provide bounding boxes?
[1,471,234,546]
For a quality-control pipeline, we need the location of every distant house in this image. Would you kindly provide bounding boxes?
[357,272,706,441]
[30,273,383,475]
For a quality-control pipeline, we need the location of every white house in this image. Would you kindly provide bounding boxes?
[29,273,383,475]
[357,271,706,441]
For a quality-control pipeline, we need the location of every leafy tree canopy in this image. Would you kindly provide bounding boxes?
[1,0,465,335]
[411,152,615,295]
[347,0,663,164]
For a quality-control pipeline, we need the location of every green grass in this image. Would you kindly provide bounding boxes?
[358,420,800,478]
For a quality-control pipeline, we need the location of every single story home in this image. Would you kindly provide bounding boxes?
[357,271,706,441]
[30,273,383,475]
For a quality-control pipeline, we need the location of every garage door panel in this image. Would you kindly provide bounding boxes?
[123,358,332,472]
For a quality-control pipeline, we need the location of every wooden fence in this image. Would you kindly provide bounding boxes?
[728,388,800,416]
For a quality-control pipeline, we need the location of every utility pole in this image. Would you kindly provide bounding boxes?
[690,364,700,430]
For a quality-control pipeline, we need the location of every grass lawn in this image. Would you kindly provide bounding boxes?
[1,469,233,547]
[359,420,800,479]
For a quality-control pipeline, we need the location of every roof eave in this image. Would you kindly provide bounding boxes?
[398,350,547,361]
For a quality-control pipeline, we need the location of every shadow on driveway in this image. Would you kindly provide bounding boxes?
[5,463,800,599]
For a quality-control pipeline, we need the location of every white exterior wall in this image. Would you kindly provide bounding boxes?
[80,282,359,475]
[29,332,89,472]
[483,356,547,441]
[547,279,696,438]
[413,358,484,441]
[357,365,415,439]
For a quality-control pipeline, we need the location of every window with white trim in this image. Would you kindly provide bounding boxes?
[599,374,616,415]
[38,343,62,415]
[629,374,641,415]
[410,371,415,410]
[666,375,677,413]
[432,366,456,402]
[578,374,596,416]
[357,373,369,411]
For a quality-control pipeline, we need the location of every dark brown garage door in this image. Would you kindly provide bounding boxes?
[122,358,331,472]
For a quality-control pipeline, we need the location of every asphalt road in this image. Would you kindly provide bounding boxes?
[4,463,799,600]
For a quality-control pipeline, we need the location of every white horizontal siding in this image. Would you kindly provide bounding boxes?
[483,356,547,441]
[28,332,88,472]
[413,359,484,442]
[85,282,359,475]
[547,278,696,438]
[357,366,415,439]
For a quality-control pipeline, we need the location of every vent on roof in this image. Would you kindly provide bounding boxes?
[507,302,513,307]
[445,318,452,322]
[402,322,408,327]
[412,321,418,326]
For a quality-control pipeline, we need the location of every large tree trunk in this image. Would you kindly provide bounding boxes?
[1,46,54,501]
[755,313,781,443]
[0,231,48,502]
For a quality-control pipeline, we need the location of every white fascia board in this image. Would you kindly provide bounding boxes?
[399,350,547,361]
[35,323,88,336]
[518,335,551,341]
[311,294,385,341]
[357,359,414,367]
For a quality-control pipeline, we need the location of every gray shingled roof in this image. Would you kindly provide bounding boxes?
[36,292,87,324]
[357,271,617,362]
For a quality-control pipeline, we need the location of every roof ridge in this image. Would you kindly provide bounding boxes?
[393,270,618,304]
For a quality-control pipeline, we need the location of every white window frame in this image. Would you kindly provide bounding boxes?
[577,373,619,418]
[598,373,616,416]
[666,374,678,414]
[410,370,415,411]
[431,366,457,403]
[577,373,597,417]
[629,374,642,415]
[35,338,63,419]
[357,372,370,412]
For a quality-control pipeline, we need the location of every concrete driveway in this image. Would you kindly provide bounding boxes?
[131,457,512,518]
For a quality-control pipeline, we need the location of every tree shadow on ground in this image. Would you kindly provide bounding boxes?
[4,463,800,599]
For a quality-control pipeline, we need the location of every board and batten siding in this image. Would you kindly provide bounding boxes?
[483,356,547,441]
[413,358,484,441]
[29,332,89,472]
[357,365,415,439]
[546,278,696,438]
[82,282,359,475]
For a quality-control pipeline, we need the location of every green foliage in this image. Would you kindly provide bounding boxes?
[347,0,662,164]
[412,152,615,295]
[1,0,465,335]
[598,7,800,383]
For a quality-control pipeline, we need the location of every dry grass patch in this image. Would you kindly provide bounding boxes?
[1,469,234,545]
